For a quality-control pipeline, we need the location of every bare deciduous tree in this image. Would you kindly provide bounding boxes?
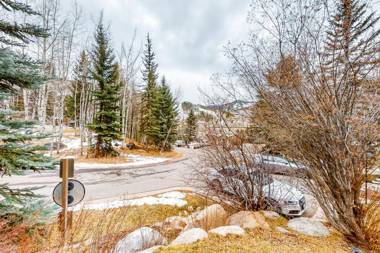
[118,31,141,145]
[222,0,380,247]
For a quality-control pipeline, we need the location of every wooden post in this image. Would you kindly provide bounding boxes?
[60,159,69,242]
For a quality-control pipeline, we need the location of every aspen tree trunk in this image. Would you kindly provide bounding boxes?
[23,90,30,120]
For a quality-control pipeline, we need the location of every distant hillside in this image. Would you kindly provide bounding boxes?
[199,100,253,112]
[181,100,253,115]
[180,100,253,119]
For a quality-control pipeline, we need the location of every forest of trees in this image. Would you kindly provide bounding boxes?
[1,1,180,158]
[0,0,181,234]
[1,0,380,251]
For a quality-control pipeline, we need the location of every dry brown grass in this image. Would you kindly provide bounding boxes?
[158,230,352,253]
[10,193,379,253]
[157,210,380,253]
[119,147,183,159]
[74,147,182,164]
[159,215,352,253]
[18,193,209,253]
[76,156,129,164]
[362,199,380,251]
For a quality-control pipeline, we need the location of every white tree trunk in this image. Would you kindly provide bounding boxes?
[23,89,30,120]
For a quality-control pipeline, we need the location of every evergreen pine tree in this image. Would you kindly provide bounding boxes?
[140,34,158,144]
[0,0,48,92]
[324,0,379,83]
[184,108,197,144]
[87,15,121,157]
[147,77,178,151]
[0,0,54,217]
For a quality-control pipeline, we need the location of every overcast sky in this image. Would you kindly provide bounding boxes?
[74,0,251,104]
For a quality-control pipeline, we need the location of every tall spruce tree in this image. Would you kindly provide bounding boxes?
[87,16,121,157]
[140,34,158,144]
[0,0,54,217]
[184,108,197,144]
[324,0,379,84]
[148,77,178,151]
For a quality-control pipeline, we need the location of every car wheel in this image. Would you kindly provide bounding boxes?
[210,179,223,192]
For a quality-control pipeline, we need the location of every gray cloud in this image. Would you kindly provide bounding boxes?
[73,0,251,103]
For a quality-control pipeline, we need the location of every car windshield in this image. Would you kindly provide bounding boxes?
[259,155,289,164]
[250,170,273,185]
[218,167,274,185]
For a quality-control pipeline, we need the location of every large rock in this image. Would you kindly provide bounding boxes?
[302,195,328,222]
[287,217,330,236]
[113,227,167,253]
[209,225,245,236]
[165,216,188,229]
[186,204,227,230]
[227,211,270,230]
[153,216,188,235]
[171,228,208,246]
[252,212,270,230]
[262,211,280,219]
[227,211,258,229]
[311,206,328,223]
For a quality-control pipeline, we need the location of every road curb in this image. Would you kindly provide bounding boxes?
[75,155,189,174]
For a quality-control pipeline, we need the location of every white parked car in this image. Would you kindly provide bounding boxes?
[254,154,307,177]
[208,167,306,217]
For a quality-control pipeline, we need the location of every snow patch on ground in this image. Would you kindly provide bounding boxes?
[69,192,187,211]
[126,154,169,166]
[62,137,83,149]
[158,191,186,199]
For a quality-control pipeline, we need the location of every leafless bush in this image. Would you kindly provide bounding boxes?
[218,0,380,247]
[196,119,291,212]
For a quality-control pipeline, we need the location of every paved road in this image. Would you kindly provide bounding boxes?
[3,147,325,219]
[3,148,201,203]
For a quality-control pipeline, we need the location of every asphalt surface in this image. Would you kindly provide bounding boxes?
[3,147,200,203]
[2,147,324,219]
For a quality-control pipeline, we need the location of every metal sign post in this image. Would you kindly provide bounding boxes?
[53,158,85,243]
[59,159,74,241]
[59,158,74,242]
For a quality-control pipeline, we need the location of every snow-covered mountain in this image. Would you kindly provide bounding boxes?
[199,100,253,112]
[180,100,254,119]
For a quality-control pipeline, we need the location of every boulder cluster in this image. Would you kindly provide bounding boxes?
[113,204,330,253]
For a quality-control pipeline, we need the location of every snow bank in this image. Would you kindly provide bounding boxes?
[126,154,169,166]
[158,191,186,199]
[69,191,188,211]
[62,138,82,149]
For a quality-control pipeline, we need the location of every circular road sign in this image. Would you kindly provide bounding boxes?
[53,179,85,207]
